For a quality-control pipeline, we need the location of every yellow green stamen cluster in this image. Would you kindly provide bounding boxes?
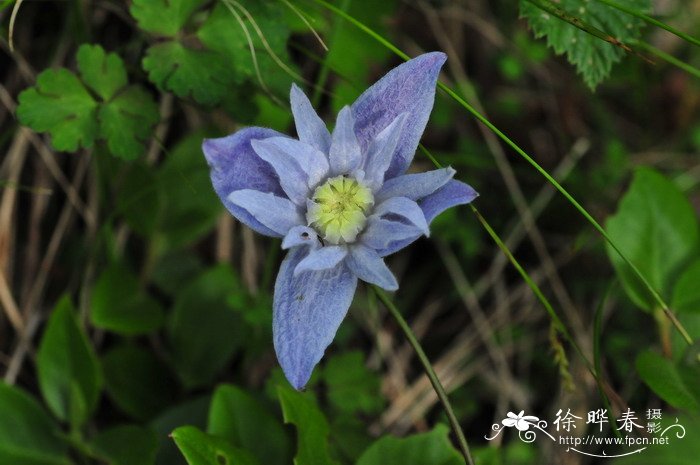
[307,176,374,244]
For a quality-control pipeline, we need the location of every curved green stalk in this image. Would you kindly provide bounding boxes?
[305,0,693,346]
[634,39,700,79]
[595,0,700,48]
[372,287,475,465]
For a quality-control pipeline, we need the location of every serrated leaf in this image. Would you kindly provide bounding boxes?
[520,0,650,88]
[172,426,259,465]
[130,0,207,37]
[36,295,102,426]
[76,44,127,101]
[277,386,337,465]
[0,383,72,465]
[17,68,98,152]
[167,265,244,388]
[322,351,383,415]
[636,350,700,412]
[102,345,178,421]
[90,425,158,465]
[99,86,159,160]
[605,168,700,311]
[143,41,231,105]
[197,1,295,96]
[208,384,292,465]
[356,424,463,465]
[91,263,165,335]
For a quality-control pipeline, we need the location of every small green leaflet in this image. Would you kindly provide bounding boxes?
[130,0,207,37]
[17,44,158,159]
[520,0,650,89]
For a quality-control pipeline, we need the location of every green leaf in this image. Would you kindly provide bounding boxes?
[90,425,158,465]
[130,0,207,37]
[208,384,292,465]
[673,259,700,314]
[151,397,210,465]
[636,350,700,411]
[356,424,463,465]
[102,345,178,421]
[142,41,231,105]
[115,162,163,236]
[36,295,102,426]
[157,133,222,248]
[167,265,244,388]
[99,86,159,160]
[605,168,700,311]
[0,383,71,465]
[17,68,98,152]
[172,426,259,465]
[277,386,337,465]
[322,351,383,415]
[519,0,650,88]
[76,44,127,101]
[91,263,165,335]
[614,415,700,465]
[197,1,295,96]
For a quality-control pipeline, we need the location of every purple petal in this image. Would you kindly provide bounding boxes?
[363,113,408,189]
[258,137,329,188]
[360,217,423,250]
[291,84,331,153]
[294,246,348,276]
[376,167,455,202]
[346,245,398,290]
[420,179,478,223]
[351,52,447,179]
[282,226,320,250]
[375,197,429,236]
[228,190,303,237]
[251,139,310,205]
[329,106,362,175]
[273,247,358,389]
[203,128,286,236]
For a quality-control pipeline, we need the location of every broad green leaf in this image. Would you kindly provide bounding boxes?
[520,0,650,89]
[99,86,159,160]
[167,265,244,388]
[172,426,259,465]
[636,350,700,412]
[17,68,98,152]
[91,263,165,335]
[151,397,210,465]
[102,345,178,421]
[157,133,221,248]
[90,425,158,465]
[208,384,292,465]
[130,0,207,37]
[142,41,231,106]
[197,1,295,96]
[605,168,700,311]
[115,162,163,236]
[0,383,71,465]
[76,44,127,101]
[36,295,102,426]
[356,424,463,465]
[673,259,700,314]
[322,351,383,415]
[277,386,337,465]
[614,415,700,465]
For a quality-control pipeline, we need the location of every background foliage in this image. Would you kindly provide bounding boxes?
[1,0,699,464]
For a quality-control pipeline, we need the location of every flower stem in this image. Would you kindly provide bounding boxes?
[372,286,475,465]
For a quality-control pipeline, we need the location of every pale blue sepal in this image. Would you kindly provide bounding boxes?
[228,190,304,237]
[294,246,348,276]
[346,245,398,291]
[290,83,331,153]
[257,137,329,188]
[329,106,362,175]
[376,167,455,202]
[282,226,320,250]
[251,139,310,205]
[374,197,430,236]
[360,217,423,250]
[421,179,479,223]
[363,113,408,189]
[273,247,358,390]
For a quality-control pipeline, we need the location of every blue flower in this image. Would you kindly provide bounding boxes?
[203,52,477,389]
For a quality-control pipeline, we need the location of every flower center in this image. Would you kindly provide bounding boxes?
[307,175,374,244]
